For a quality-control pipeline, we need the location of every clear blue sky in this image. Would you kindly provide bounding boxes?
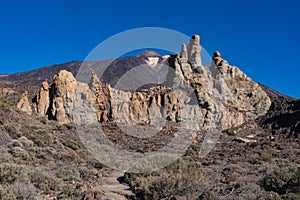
[0,0,299,98]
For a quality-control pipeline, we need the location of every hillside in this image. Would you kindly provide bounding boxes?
[0,35,299,199]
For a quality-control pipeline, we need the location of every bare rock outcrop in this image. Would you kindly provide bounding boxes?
[187,34,202,68]
[17,90,32,115]
[36,81,50,116]
[33,35,271,132]
[49,70,76,124]
[0,88,15,98]
[175,45,271,130]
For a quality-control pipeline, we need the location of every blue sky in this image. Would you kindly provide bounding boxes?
[0,0,299,98]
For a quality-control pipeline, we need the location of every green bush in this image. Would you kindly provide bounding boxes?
[0,163,24,184]
[30,171,61,192]
[125,157,204,199]
[259,152,272,162]
[262,165,299,195]
[198,191,219,200]
[62,140,81,150]
[4,126,20,139]
[10,146,30,160]
[0,186,16,200]
[0,99,10,111]
[57,186,82,199]
[29,129,54,147]
[257,191,282,200]
[281,193,300,200]
[11,182,37,200]
[57,166,80,182]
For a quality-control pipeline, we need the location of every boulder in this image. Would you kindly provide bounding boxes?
[0,88,15,98]
[17,90,32,115]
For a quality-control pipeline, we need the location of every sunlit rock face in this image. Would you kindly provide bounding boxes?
[33,35,271,133]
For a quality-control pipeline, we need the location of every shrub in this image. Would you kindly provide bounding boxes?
[257,191,282,200]
[10,146,30,160]
[198,191,219,200]
[259,152,272,162]
[0,163,24,184]
[62,140,81,150]
[30,171,61,192]
[17,136,34,147]
[57,186,82,199]
[79,167,98,181]
[0,186,16,200]
[11,182,37,200]
[57,166,80,182]
[4,126,20,139]
[281,193,300,200]
[262,165,299,195]
[28,129,53,147]
[125,157,204,199]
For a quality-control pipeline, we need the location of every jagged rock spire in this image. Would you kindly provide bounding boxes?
[180,43,188,62]
[212,51,229,67]
[187,34,202,68]
[89,70,102,89]
[36,81,50,116]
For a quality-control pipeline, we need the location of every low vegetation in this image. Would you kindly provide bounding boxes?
[0,86,299,199]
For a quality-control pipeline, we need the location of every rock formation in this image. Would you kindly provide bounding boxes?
[36,81,50,116]
[187,34,202,68]
[17,90,32,115]
[49,70,76,124]
[0,88,15,98]
[180,44,188,62]
[33,35,271,134]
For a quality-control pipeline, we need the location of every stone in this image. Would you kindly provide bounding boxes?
[187,34,202,67]
[0,88,15,98]
[31,35,272,135]
[233,137,256,143]
[17,90,32,115]
[180,43,188,62]
[49,70,76,124]
[36,81,50,116]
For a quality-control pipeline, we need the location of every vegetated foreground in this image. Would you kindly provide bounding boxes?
[0,82,299,200]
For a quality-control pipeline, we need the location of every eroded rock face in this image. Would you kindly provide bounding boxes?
[0,88,15,98]
[36,81,50,116]
[17,90,32,115]
[49,70,76,124]
[174,48,271,130]
[187,34,202,68]
[33,35,271,131]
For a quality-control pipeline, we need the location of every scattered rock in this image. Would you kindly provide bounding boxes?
[17,90,32,115]
[0,88,15,98]
[233,137,256,143]
[82,191,103,200]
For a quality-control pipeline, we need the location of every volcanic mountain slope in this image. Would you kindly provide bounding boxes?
[0,61,82,86]
[0,35,299,199]
[0,50,168,88]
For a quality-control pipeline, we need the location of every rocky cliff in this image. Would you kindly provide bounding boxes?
[28,35,271,133]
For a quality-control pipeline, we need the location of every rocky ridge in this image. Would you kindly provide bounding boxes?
[20,35,272,133]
